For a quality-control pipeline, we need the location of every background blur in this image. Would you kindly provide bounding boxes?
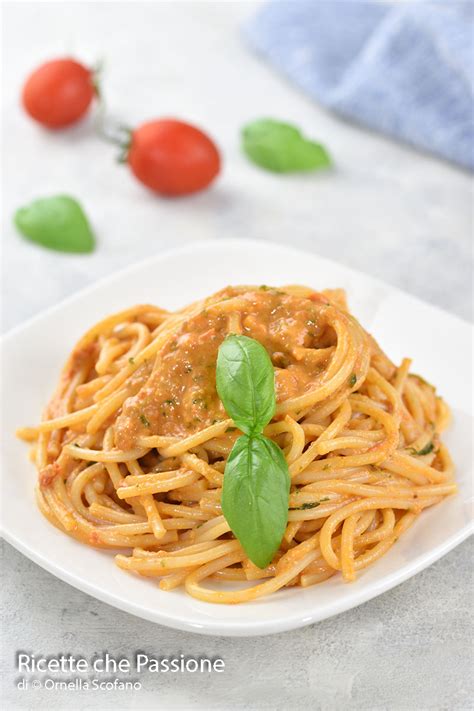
[1,2,473,710]
[2,1,472,333]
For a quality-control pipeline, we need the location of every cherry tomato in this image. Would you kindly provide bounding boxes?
[127,119,221,196]
[22,58,95,129]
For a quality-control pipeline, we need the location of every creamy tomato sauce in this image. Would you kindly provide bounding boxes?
[114,287,335,448]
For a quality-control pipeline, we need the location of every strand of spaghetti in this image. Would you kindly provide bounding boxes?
[383,451,448,483]
[185,550,317,604]
[42,486,77,531]
[393,358,412,392]
[340,514,360,582]
[125,459,167,538]
[35,403,100,432]
[157,502,209,521]
[88,502,145,524]
[320,496,444,570]
[160,569,195,591]
[121,469,192,485]
[180,452,223,486]
[116,470,200,498]
[292,480,457,500]
[288,498,352,523]
[284,521,302,544]
[295,396,402,476]
[86,387,131,435]
[314,436,384,454]
[282,416,306,463]
[150,541,218,557]
[69,463,107,520]
[356,509,395,546]
[117,322,152,363]
[289,400,352,477]
[136,435,178,449]
[158,420,233,458]
[352,511,418,572]
[211,567,248,581]
[139,495,167,539]
[95,339,131,375]
[116,540,241,572]
[63,443,149,463]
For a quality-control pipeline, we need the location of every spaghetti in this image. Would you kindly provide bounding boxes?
[18,285,456,604]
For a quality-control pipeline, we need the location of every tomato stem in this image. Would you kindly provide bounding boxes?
[95,109,132,159]
[91,58,104,99]
[90,57,132,161]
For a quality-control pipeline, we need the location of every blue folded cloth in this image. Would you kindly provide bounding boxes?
[244,1,474,170]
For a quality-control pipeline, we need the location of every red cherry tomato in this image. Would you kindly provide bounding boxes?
[22,58,95,129]
[127,119,221,196]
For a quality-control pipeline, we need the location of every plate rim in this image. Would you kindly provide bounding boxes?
[1,237,473,637]
[2,519,473,637]
[1,238,471,345]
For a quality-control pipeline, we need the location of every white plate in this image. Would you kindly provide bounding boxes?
[1,239,473,636]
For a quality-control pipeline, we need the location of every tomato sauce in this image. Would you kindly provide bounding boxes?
[115,287,334,448]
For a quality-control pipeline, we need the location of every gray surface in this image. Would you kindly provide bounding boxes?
[1,3,473,711]
[2,539,473,711]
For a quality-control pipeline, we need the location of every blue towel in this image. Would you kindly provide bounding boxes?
[244,1,474,170]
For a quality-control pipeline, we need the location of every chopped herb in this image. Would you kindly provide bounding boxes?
[349,374,357,387]
[225,426,237,432]
[128,357,135,365]
[259,285,270,291]
[139,414,150,427]
[289,497,330,511]
[322,463,330,471]
[306,319,316,327]
[163,398,177,406]
[160,560,166,568]
[408,442,434,456]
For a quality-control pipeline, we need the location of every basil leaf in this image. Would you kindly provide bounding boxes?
[222,434,290,569]
[216,334,275,435]
[14,195,96,253]
[242,118,331,173]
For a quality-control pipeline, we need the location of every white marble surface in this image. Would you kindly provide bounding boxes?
[1,3,472,710]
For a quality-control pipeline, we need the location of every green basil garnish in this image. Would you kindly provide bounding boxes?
[241,118,331,173]
[408,441,434,456]
[216,334,290,568]
[216,334,276,436]
[14,195,96,253]
[222,434,290,569]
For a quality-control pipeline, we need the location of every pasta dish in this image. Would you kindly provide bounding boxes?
[18,285,456,604]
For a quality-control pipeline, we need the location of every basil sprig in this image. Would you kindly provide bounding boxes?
[242,118,331,173]
[216,335,290,568]
[216,334,276,435]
